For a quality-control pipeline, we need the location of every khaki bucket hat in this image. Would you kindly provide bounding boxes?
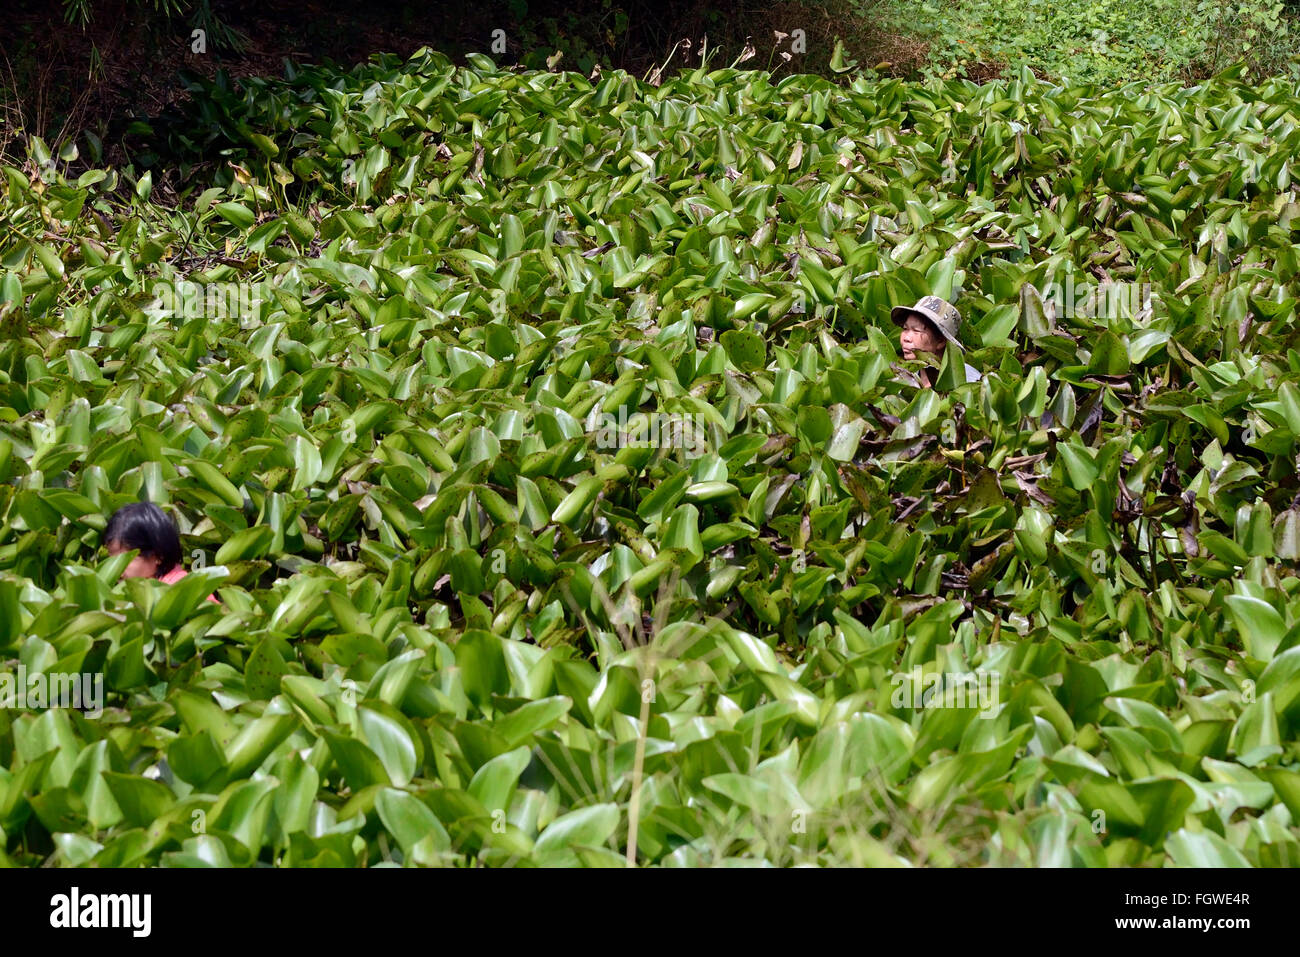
[891,295,963,348]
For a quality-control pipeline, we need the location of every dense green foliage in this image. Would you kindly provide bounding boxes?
[4,49,1300,866]
[875,0,1300,84]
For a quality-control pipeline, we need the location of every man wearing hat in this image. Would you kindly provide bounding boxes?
[891,294,982,387]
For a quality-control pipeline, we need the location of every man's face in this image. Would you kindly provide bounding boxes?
[900,314,946,361]
[106,541,159,579]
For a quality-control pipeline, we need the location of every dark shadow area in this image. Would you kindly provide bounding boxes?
[2,0,877,154]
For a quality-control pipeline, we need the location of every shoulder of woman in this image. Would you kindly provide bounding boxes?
[158,566,188,585]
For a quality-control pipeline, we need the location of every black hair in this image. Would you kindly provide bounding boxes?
[103,502,182,578]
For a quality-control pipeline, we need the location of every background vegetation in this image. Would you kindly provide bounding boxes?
[874,0,1300,84]
[5,0,1300,159]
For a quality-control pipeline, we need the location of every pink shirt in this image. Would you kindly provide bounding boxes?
[159,566,221,603]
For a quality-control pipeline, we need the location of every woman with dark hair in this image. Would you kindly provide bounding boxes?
[104,503,219,603]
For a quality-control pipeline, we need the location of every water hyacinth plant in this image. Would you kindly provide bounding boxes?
[2,47,1300,867]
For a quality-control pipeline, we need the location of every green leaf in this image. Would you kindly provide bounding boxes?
[247,133,279,158]
[494,696,572,747]
[467,746,531,812]
[151,566,227,630]
[244,637,287,700]
[661,503,704,563]
[720,329,766,371]
[454,630,510,712]
[1056,441,1099,490]
[1165,828,1251,867]
[1224,594,1286,661]
[375,788,450,862]
[214,202,256,229]
[534,803,619,865]
[357,706,418,787]
[215,525,275,564]
[323,729,392,790]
